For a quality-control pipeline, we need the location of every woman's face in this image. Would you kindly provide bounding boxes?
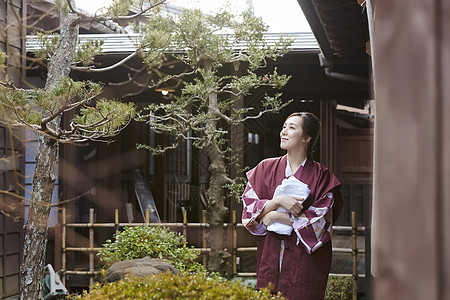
[280,115,307,151]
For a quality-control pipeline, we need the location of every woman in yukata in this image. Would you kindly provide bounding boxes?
[242,112,343,300]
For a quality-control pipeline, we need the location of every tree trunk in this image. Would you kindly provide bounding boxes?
[20,3,78,298]
[205,144,229,274]
[20,136,59,299]
[202,59,230,274]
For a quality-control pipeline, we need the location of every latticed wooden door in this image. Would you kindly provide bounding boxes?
[0,126,24,298]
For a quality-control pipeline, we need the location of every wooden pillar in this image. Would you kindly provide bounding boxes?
[320,100,337,171]
[368,0,450,299]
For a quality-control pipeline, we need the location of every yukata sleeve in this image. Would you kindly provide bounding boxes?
[291,191,334,254]
[241,182,269,236]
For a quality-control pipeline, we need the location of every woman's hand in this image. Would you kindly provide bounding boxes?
[261,211,291,227]
[274,196,304,217]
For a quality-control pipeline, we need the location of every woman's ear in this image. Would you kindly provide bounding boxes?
[305,136,312,143]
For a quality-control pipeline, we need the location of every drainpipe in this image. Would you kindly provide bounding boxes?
[319,53,368,85]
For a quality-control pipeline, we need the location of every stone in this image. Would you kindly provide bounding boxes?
[106,257,179,282]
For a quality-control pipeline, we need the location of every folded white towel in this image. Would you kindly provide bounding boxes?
[266,176,310,235]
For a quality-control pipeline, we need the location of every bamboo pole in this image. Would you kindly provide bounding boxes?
[192,248,211,252]
[351,211,357,300]
[236,272,256,277]
[66,247,102,252]
[65,270,96,275]
[62,208,66,285]
[115,209,119,235]
[89,208,94,286]
[232,210,237,276]
[64,222,211,228]
[64,223,115,228]
[54,223,62,271]
[182,208,187,241]
[235,272,365,278]
[202,210,207,267]
[236,247,257,252]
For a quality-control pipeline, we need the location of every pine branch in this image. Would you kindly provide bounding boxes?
[40,94,100,131]
[71,52,138,72]
[108,67,148,86]
[68,0,167,26]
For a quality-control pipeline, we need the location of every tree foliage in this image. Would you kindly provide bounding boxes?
[136,7,292,158]
[0,14,136,143]
[0,76,135,142]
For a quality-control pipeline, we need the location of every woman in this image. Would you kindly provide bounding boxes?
[242,112,343,300]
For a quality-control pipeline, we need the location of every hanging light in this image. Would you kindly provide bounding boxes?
[155,88,175,95]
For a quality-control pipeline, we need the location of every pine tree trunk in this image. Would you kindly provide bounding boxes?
[205,144,229,274]
[202,59,229,274]
[20,3,78,298]
[20,136,59,299]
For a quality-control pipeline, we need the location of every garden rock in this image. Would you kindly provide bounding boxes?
[106,257,179,282]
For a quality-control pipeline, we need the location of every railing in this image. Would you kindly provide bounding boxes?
[61,208,365,292]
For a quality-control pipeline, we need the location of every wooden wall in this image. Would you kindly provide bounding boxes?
[1,0,24,85]
[369,0,450,299]
[337,128,373,180]
[336,127,373,227]
[0,0,25,297]
[0,127,24,298]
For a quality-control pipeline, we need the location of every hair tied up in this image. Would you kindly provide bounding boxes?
[286,112,320,158]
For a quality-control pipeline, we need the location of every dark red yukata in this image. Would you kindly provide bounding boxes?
[242,155,343,300]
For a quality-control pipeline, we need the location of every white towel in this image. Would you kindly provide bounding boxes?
[266,176,310,235]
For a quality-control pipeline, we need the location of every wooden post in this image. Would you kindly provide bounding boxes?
[145,209,150,224]
[89,208,94,286]
[351,211,357,300]
[62,208,66,285]
[368,1,450,299]
[202,210,207,267]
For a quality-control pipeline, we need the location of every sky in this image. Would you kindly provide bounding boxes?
[75,0,312,33]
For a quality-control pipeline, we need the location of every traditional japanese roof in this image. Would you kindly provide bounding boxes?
[26,32,319,54]
[296,0,370,87]
[27,0,128,34]
[297,0,369,62]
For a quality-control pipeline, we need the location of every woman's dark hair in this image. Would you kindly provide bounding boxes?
[285,112,321,158]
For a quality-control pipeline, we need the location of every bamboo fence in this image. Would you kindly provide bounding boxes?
[61,208,365,292]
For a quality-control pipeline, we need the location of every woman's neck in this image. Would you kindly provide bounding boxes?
[287,151,307,174]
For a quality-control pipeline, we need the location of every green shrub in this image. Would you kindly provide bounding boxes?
[231,276,257,289]
[73,272,284,300]
[325,275,356,300]
[97,226,205,273]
